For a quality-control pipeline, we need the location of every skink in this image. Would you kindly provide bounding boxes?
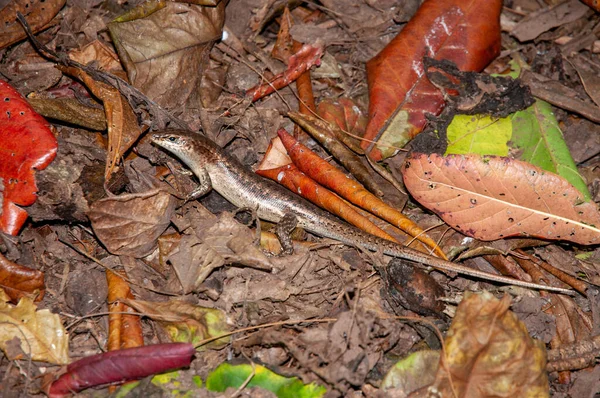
[151,129,573,294]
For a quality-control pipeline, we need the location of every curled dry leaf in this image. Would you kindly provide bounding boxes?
[0,252,45,303]
[60,66,141,181]
[278,129,446,258]
[363,0,502,160]
[433,292,548,396]
[108,0,225,110]
[0,0,66,50]
[257,163,398,244]
[121,298,231,349]
[246,42,324,102]
[0,80,58,235]
[403,153,600,245]
[0,290,69,365]
[47,343,194,397]
[88,189,176,258]
[106,270,144,351]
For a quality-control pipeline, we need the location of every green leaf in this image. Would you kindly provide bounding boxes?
[445,62,590,200]
[206,363,326,398]
[446,114,511,156]
[510,100,590,200]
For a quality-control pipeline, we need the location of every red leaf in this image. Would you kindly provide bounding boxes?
[0,252,45,303]
[363,0,502,160]
[47,343,195,397]
[0,80,58,235]
[246,43,324,102]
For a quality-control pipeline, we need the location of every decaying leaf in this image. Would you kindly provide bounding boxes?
[166,212,273,293]
[510,0,589,42]
[432,292,548,397]
[317,97,367,153]
[402,153,600,244]
[121,298,231,349]
[88,189,176,258]
[0,80,58,235]
[0,252,45,303]
[0,290,69,364]
[60,66,141,181]
[363,0,502,160]
[381,350,440,393]
[0,0,66,50]
[108,0,225,110]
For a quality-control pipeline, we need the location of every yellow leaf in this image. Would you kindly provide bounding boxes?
[0,293,69,364]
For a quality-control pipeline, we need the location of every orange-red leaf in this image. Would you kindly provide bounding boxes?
[257,163,398,243]
[246,43,324,102]
[0,252,45,303]
[106,270,143,351]
[363,0,502,160]
[402,153,600,245]
[278,129,446,258]
[0,80,58,235]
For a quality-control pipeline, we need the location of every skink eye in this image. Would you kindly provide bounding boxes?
[168,136,177,142]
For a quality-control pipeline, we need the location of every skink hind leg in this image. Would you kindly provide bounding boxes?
[276,213,299,255]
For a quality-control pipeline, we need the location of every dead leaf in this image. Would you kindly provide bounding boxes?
[108,0,225,110]
[106,270,143,351]
[432,292,548,397]
[167,212,273,293]
[121,298,231,349]
[68,40,126,77]
[0,290,69,364]
[0,0,66,50]
[61,66,141,181]
[88,189,176,258]
[511,0,589,42]
[403,153,600,245]
[0,252,45,303]
[27,97,107,131]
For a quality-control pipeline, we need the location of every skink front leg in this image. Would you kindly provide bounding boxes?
[187,166,212,201]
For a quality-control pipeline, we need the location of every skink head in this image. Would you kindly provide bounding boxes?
[150,131,192,155]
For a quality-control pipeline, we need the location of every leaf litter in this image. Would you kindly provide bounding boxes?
[0,0,600,396]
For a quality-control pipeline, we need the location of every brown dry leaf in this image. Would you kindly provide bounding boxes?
[167,212,273,293]
[432,292,548,397]
[121,298,231,349]
[0,290,69,364]
[26,97,107,131]
[403,153,600,245]
[511,0,589,42]
[68,39,127,78]
[0,0,66,50]
[107,0,225,110]
[61,66,141,181]
[88,189,176,258]
[0,252,45,303]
